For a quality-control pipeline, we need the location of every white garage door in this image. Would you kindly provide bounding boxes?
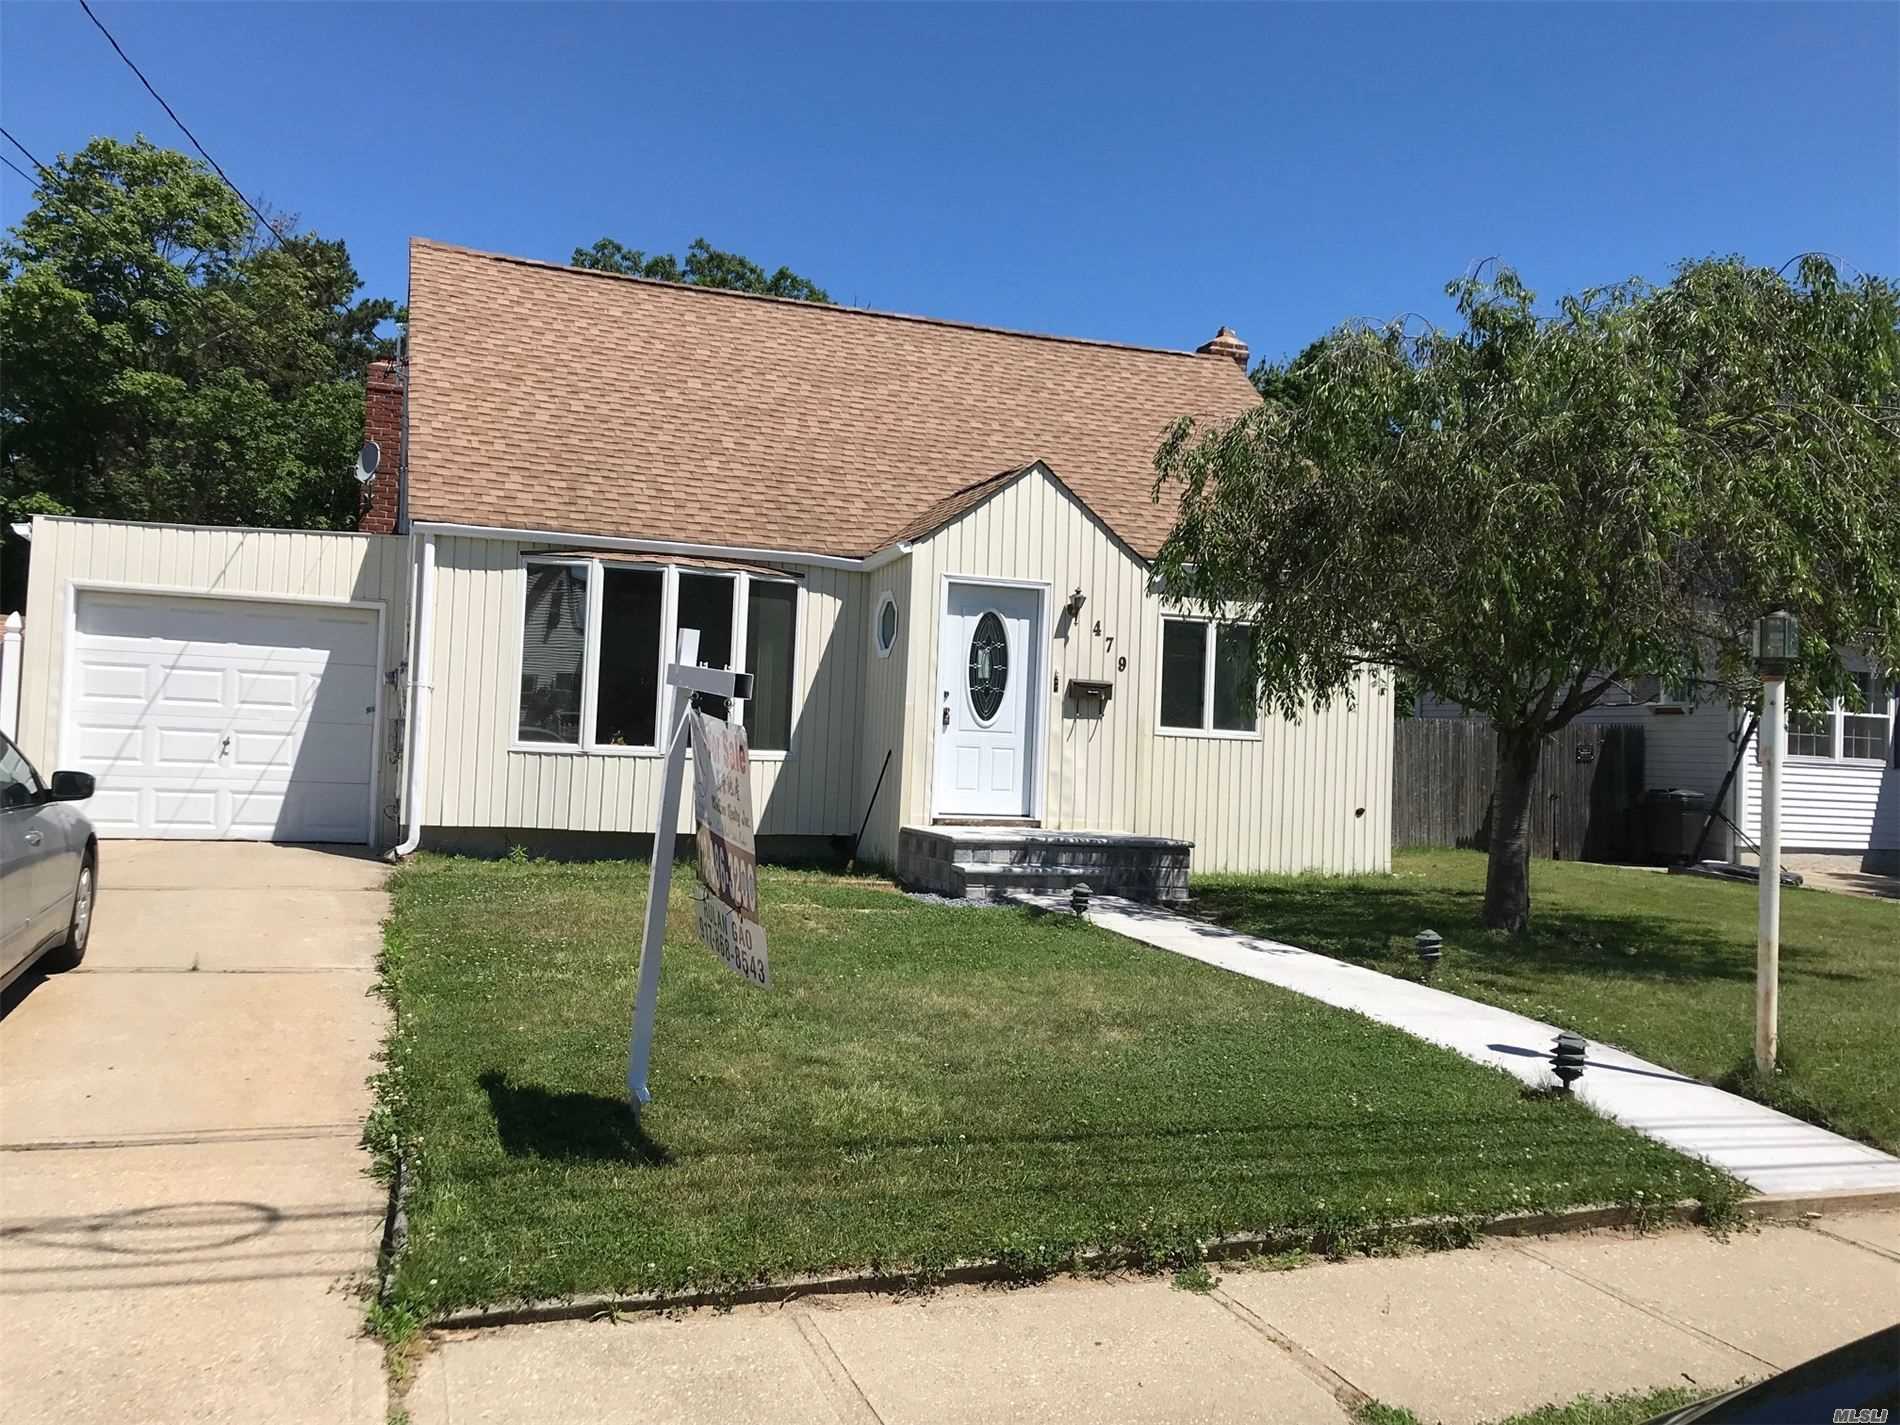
[62,591,380,842]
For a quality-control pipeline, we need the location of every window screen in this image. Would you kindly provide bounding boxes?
[594,566,664,746]
[676,573,737,721]
[519,563,589,744]
[745,580,797,751]
[1211,625,1259,732]
[1160,620,1208,729]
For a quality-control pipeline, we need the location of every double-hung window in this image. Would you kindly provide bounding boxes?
[516,558,799,754]
[1158,616,1259,735]
[1789,669,1894,763]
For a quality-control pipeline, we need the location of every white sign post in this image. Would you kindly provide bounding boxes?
[626,632,756,1111]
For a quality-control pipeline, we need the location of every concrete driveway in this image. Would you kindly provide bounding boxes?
[0,842,389,1425]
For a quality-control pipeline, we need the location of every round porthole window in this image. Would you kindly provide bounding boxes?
[873,592,899,658]
[967,611,1009,722]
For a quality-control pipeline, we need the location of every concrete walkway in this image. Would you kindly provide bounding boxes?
[1058,895,1900,1196]
[409,1214,1900,1425]
[0,842,388,1425]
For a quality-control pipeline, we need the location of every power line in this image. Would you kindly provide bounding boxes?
[0,125,52,177]
[2,153,38,187]
[77,0,282,245]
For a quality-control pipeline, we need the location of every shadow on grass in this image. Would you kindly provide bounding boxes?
[479,1070,672,1166]
[1486,1042,1699,1085]
[1191,879,1863,988]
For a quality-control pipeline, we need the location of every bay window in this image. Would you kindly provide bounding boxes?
[516,557,799,754]
[1159,616,1259,734]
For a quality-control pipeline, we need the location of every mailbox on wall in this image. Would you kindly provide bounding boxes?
[1066,678,1113,715]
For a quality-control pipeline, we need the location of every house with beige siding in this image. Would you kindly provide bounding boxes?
[9,238,1394,894]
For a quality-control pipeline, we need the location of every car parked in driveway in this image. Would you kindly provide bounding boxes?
[0,731,97,992]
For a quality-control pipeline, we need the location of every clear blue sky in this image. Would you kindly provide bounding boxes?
[3,2,1895,364]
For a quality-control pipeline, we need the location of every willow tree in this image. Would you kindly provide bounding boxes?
[1154,257,1900,931]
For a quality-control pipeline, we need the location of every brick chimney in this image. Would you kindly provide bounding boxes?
[1197,326,1250,369]
[359,358,403,535]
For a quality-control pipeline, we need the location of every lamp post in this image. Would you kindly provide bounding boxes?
[1751,609,1798,1075]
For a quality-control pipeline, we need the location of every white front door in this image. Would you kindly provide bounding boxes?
[934,581,1041,818]
[62,591,379,843]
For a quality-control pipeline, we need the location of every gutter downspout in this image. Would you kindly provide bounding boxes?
[391,531,436,859]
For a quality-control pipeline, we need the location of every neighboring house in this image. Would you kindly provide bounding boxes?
[1416,670,1899,872]
[9,239,1394,887]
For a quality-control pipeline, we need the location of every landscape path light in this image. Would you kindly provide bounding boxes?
[1552,1031,1587,1092]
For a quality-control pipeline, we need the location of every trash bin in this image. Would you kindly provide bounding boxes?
[1642,788,1709,863]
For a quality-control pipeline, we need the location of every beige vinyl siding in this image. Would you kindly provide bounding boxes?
[1142,664,1392,873]
[420,535,868,838]
[901,467,1394,873]
[899,468,1143,836]
[17,515,412,845]
[854,556,913,868]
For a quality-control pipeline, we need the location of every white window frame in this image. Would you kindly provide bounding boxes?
[1155,614,1261,740]
[1787,668,1895,764]
[872,589,899,659]
[511,556,798,760]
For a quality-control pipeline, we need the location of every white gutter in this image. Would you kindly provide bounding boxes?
[411,520,870,572]
[391,531,437,859]
[861,540,913,573]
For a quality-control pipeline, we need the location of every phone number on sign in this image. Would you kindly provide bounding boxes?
[695,895,770,988]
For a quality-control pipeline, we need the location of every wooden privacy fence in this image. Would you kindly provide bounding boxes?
[1394,718,1646,862]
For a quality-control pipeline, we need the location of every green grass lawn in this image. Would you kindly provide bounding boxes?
[373,855,1737,1318]
[1360,1383,1712,1425]
[1195,850,1900,1151]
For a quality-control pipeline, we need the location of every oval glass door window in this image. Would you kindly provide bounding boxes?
[968,611,1009,722]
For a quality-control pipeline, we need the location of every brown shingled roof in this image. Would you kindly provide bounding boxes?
[404,239,1261,561]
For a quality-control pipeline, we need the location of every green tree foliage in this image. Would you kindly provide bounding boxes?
[571,235,830,303]
[0,136,397,529]
[1157,258,1900,930]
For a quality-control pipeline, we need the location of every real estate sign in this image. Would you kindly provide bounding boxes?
[690,708,770,988]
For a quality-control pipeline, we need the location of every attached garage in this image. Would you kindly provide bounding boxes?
[13,518,411,850]
[64,591,382,842]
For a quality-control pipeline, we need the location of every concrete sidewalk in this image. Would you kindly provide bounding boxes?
[1057,894,1900,1197]
[0,842,389,1425]
[409,1214,1900,1425]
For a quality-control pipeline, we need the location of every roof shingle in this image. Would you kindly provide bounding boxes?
[404,239,1260,560]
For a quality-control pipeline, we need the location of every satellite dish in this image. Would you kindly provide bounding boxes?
[355,440,381,484]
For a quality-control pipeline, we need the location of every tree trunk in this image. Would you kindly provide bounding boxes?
[1482,729,1542,931]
